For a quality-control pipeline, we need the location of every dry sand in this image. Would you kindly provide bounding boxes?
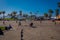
[0,20,60,40]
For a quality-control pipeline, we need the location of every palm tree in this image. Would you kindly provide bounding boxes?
[0,11,5,20]
[30,12,32,16]
[57,2,60,16]
[0,12,2,16]
[44,13,48,18]
[58,2,60,8]
[23,14,28,18]
[48,9,53,19]
[0,12,2,19]
[35,11,39,16]
[9,13,12,18]
[11,11,17,19]
[0,12,1,14]
[7,14,11,18]
[55,9,59,17]
[8,14,10,16]
[30,12,32,20]
[2,11,5,20]
[19,10,22,16]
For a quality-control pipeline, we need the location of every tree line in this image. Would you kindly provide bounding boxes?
[0,2,60,20]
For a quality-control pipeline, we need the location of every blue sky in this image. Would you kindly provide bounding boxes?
[0,0,60,16]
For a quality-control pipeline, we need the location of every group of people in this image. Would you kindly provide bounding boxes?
[5,24,12,30]
[0,24,12,35]
[52,19,56,25]
[0,20,57,36]
[0,20,37,36]
[18,21,34,28]
[0,20,34,35]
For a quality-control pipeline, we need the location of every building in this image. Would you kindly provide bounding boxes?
[57,15,60,20]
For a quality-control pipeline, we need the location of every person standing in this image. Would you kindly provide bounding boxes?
[21,29,23,40]
[30,22,33,27]
[3,20,5,25]
[0,29,4,35]
[52,19,56,25]
[18,21,21,26]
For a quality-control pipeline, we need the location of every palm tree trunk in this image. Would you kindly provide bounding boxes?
[3,14,5,20]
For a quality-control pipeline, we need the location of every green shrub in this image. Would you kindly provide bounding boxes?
[0,26,5,31]
[4,18,15,20]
